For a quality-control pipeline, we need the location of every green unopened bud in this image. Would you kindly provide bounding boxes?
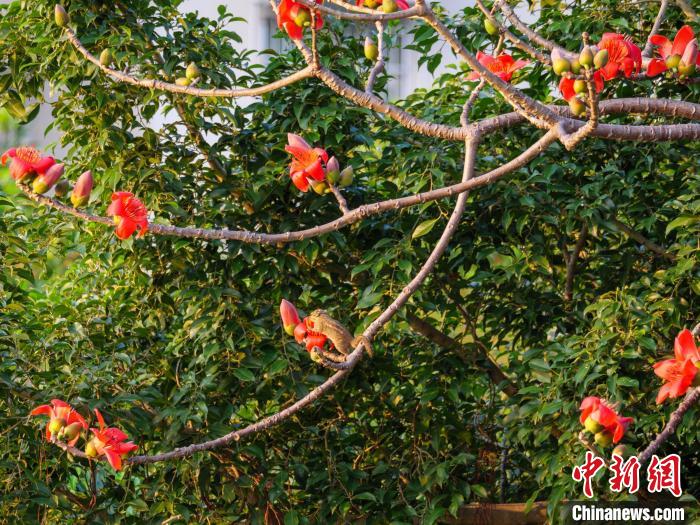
[568,96,587,117]
[326,156,340,184]
[339,166,354,187]
[593,49,609,69]
[381,0,398,13]
[55,5,69,27]
[48,417,67,436]
[484,18,499,36]
[54,179,71,198]
[612,444,634,459]
[99,49,112,67]
[85,439,99,458]
[552,58,571,75]
[579,46,594,68]
[61,422,83,442]
[175,77,191,86]
[364,37,379,61]
[186,62,201,80]
[573,79,587,94]
[584,416,604,434]
[594,430,613,448]
[570,58,581,74]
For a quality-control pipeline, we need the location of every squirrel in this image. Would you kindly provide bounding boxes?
[306,309,373,357]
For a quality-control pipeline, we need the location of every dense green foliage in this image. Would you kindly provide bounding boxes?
[0,0,699,522]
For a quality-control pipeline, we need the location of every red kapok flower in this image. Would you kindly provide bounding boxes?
[579,396,633,444]
[86,409,138,471]
[30,399,88,446]
[277,0,323,40]
[558,70,605,101]
[107,192,149,240]
[647,26,700,77]
[467,52,528,83]
[285,133,329,192]
[654,328,700,404]
[596,33,642,80]
[356,0,410,9]
[280,299,302,336]
[1,146,55,182]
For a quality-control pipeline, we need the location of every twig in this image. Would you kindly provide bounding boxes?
[365,21,385,94]
[643,0,670,57]
[475,0,550,64]
[675,0,699,21]
[564,223,589,301]
[405,312,518,397]
[610,217,675,260]
[63,27,314,98]
[328,183,350,215]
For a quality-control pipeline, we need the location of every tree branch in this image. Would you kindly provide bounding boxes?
[564,223,589,301]
[63,27,314,98]
[642,0,670,57]
[406,312,518,397]
[609,217,675,261]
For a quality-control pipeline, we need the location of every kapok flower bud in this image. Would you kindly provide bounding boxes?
[55,5,69,27]
[54,179,71,198]
[579,46,594,68]
[568,96,587,117]
[612,444,633,459]
[33,163,64,194]
[364,37,379,61]
[186,62,201,80]
[280,299,301,336]
[570,58,581,74]
[573,79,587,94]
[71,170,93,208]
[483,18,498,36]
[552,57,571,75]
[381,0,398,13]
[679,39,698,76]
[326,156,340,184]
[99,49,112,67]
[593,49,609,69]
[175,77,191,86]
[61,422,84,442]
[339,166,354,188]
[48,417,67,436]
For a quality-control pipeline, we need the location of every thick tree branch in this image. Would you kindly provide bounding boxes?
[19,129,559,245]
